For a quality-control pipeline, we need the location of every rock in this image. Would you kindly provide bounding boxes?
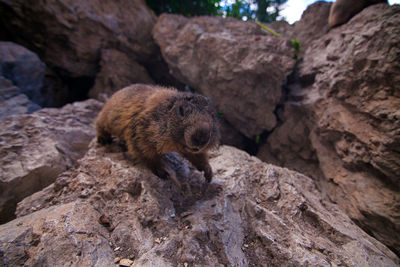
[328,0,387,27]
[3,143,398,266]
[0,76,41,118]
[260,3,400,255]
[0,41,46,106]
[0,0,157,78]
[119,258,134,266]
[0,99,103,224]
[217,118,248,150]
[267,1,331,53]
[292,1,331,51]
[153,14,296,138]
[0,202,115,266]
[257,104,323,180]
[89,49,154,102]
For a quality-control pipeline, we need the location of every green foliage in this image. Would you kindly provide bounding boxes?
[291,39,301,60]
[255,135,260,144]
[146,0,288,22]
[255,0,287,23]
[217,111,224,118]
[225,1,253,20]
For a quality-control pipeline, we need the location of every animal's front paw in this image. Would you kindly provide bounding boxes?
[203,163,213,183]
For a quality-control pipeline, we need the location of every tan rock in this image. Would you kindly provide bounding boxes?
[1,142,397,266]
[0,99,102,223]
[259,3,400,255]
[153,14,295,138]
[89,49,154,102]
[119,258,134,266]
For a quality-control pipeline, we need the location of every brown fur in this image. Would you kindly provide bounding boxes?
[96,84,220,187]
[328,0,387,27]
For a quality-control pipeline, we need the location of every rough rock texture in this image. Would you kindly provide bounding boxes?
[257,105,323,181]
[268,1,331,53]
[292,1,331,51]
[328,0,387,27]
[0,99,102,224]
[89,49,154,102]
[153,14,296,138]
[0,77,41,118]
[259,3,400,255]
[1,143,398,266]
[0,41,45,106]
[0,0,157,78]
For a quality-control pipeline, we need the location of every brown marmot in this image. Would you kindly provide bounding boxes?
[95,84,220,187]
[328,0,387,27]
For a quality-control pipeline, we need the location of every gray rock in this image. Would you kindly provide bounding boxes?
[3,143,398,266]
[0,77,41,118]
[0,99,103,224]
[0,41,46,106]
[153,14,296,138]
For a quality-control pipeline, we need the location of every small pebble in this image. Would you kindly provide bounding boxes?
[114,247,120,251]
[114,257,121,264]
[119,258,134,266]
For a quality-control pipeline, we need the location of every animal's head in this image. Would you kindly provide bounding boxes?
[166,92,220,153]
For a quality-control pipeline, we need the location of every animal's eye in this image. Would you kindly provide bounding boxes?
[179,106,185,116]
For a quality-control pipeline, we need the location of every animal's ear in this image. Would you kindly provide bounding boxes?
[173,100,192,117]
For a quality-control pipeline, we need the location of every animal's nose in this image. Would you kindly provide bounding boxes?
[191,128,210,148]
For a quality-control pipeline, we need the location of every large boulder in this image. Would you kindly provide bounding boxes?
[153,14,295,138]
[0,99,102,224]
[1,143,398,266]
[0,41,45,106]
[0,0,157,78]
[259,3,400,255]
[88,49,154,102]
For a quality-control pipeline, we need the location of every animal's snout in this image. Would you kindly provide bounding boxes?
[191,128,210,148]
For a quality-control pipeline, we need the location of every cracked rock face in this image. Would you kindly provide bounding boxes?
[259,3,400,255]
[0,99,102,224]
[1,143,398,266]
[153,14,295,138]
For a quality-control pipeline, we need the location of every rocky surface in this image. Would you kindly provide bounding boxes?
[0,77,41,118]
[259,3,400,255]
[0,0,157,78]
[1,143,398,266]
[0,41,45,107]
[292,1,331,51]
[0,99,102,224]
[268,1,331,53]
[328,0,387,27]
[153,14,296,138]
[89,49,154,102]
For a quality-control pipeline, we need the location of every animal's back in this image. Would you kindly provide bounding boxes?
[95,84,176,142]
